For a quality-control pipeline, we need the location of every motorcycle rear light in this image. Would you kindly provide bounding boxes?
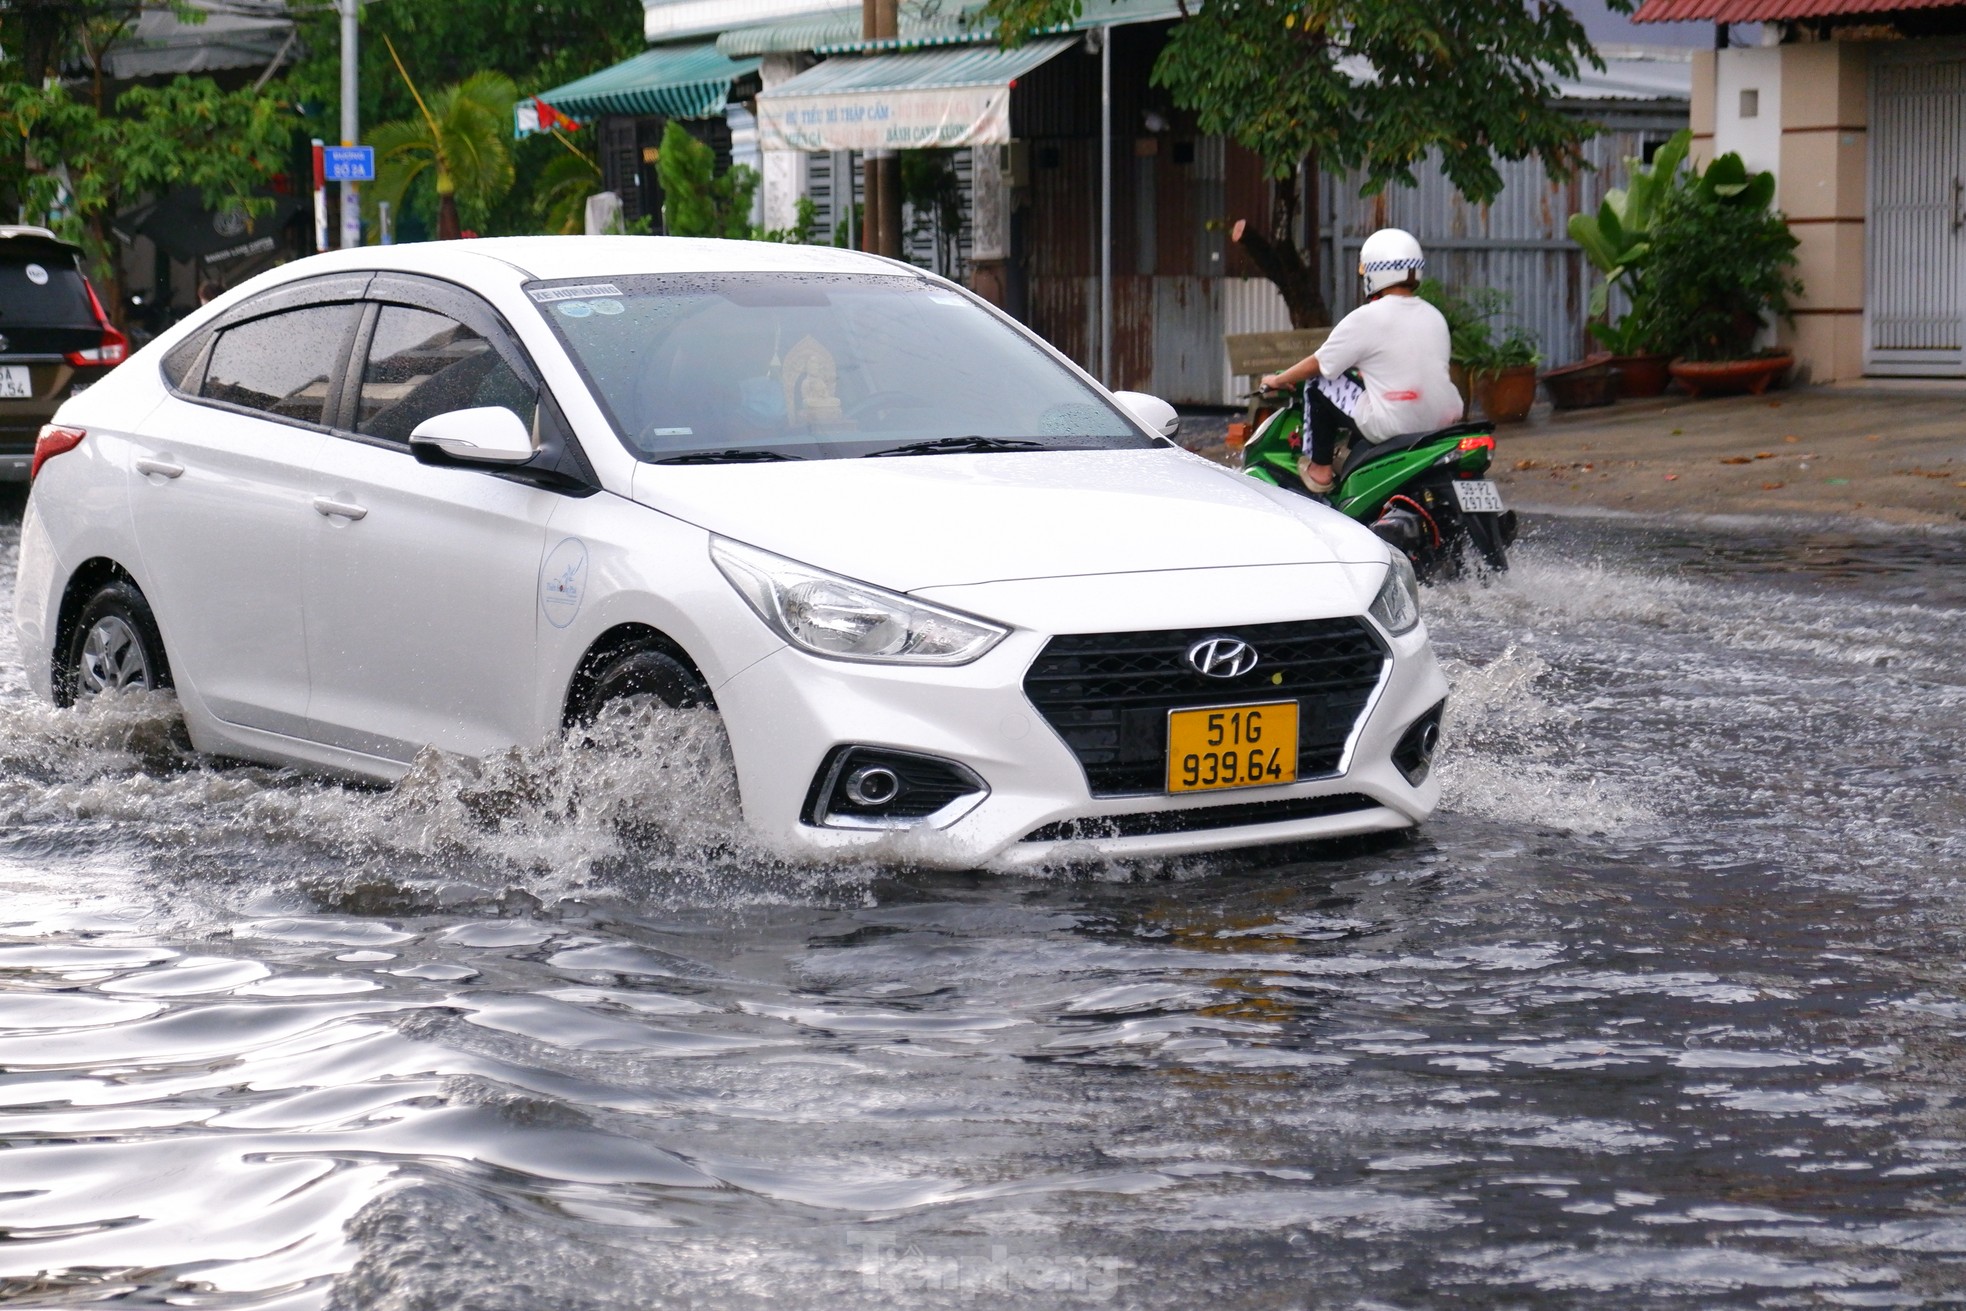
[66,277,129,367]
[1456,435,1495,453]
[31,425,86,479]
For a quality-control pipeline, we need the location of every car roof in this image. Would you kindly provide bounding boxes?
[0,225,84,259]
[273,235,923,288]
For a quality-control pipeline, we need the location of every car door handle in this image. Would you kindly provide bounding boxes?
[312,497,369,521]
[135,457,184,479]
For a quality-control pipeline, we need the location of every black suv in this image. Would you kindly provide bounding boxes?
[1,226,127,481]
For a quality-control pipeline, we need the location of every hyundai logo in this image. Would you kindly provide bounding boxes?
[1186,637,1259,679]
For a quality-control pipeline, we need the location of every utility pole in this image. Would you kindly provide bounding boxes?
[340,0,360,248]
[1098,28,1112,386]
[861,0,901,259]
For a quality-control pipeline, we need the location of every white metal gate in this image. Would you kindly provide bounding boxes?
[1867,48,1966,375]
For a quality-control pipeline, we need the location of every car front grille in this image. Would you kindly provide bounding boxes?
[1021,618,1388,796]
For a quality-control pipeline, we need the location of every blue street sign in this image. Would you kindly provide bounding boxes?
[322,146,375,182]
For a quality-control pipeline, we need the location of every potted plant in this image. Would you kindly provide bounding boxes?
[1642,151,1801,397]
[1540,355,1619,410]
[1569,131,1689,397]
[1421,281,1542,421]
[1466,327,1542,422]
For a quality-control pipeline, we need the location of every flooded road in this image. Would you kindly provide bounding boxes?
[3,485,1964,1309]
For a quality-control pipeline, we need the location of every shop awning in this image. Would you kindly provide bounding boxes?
[526,42,761,126]
[114,187,304,264]
[1634,0,1954,17]
[719,0,1181,58]
[754,36,1073,151]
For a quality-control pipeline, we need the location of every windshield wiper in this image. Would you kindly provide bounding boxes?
[865,436,1047,458]
[652,449,805,464]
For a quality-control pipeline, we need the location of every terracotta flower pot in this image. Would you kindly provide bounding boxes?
[1540,358,1618,411]
[1667,353,1792,399]
[1474,364,1538,423]
[1608,352,1672,398]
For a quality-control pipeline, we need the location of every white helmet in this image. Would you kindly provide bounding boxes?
[1359,227,1425,295]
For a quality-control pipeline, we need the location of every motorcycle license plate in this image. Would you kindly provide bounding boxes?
[1452,479,1506,514]
[1168,702,1298,794]
[0,367,31,400]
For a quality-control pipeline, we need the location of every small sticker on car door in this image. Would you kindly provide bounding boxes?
[540,537,589,629]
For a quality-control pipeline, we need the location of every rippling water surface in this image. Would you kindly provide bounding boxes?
[3,489,1964,1308]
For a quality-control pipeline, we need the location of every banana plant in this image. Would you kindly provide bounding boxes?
[1568,128,1691,322]
[1697,150,1778,209]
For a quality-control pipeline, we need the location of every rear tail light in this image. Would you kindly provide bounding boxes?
[31,424,85,479]
[1456,435,1496,453]
[65,277,129,368]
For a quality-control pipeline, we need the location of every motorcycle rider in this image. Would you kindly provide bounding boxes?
[1259,228,1463,495]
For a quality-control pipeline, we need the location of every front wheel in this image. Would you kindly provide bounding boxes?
[62,581,173,704]
[567,643,711,727]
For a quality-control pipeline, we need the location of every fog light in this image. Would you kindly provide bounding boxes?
[805,746,989,830]
[1392,700,1446,785]
[844,765,901,807]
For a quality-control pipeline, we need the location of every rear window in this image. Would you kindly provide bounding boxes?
[0,250,93,327]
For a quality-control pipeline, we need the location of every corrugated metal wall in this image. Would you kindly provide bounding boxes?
[1321,111,1685,375]
[1017,106,1686,404]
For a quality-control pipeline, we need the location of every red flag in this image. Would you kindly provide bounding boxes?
[534,98,581,133]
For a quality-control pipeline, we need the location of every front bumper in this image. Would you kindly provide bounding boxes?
[713,612,1448,872]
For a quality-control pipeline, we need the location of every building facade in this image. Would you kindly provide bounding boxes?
[1637,0,1966,380]
[532,0,1690,403]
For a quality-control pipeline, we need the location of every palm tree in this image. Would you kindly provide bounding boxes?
[369,44,515,241]
[533,146,603,236]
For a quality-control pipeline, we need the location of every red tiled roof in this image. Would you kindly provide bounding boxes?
[1635,0,1961,20]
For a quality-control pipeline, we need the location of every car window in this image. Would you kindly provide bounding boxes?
[0,250,93,327]
[529,273,1149,463]
[355,304,535,444]
[201,303,359,425]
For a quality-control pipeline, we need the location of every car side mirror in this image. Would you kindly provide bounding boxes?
[409,406,536,465]
[1111,390,1180,440]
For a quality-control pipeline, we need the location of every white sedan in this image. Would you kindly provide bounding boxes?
[11,237,1449,870]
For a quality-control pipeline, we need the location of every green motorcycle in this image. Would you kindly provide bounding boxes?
[1236,388,1516,580]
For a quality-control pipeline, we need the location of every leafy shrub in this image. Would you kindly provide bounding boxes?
[1635,154,1801,361]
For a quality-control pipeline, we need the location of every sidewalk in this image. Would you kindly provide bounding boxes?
[1182,381,1966,528]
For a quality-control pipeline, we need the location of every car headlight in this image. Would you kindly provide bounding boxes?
[1368,552,1421,636]
[710,537,1008,665]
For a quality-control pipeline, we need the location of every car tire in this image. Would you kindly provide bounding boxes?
[64,580,173,703]
[570,643,710,726]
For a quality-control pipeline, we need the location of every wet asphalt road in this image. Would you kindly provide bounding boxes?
[3,483,1965,1308]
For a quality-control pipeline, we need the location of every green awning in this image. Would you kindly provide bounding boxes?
[718,10,863,58]
[755,37,1074,151]
[529,42,761,123]
[718,0,1183,58]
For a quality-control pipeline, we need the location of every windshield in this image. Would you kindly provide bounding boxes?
[527,272,1153,462]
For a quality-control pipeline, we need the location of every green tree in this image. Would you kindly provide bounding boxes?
[532,146,603,235]
[655,120,756,239]
[282,0,642,238]
[0,75,294,321]
[368,52,516,241]
[900,149,963,273]
[985,0,1623,327]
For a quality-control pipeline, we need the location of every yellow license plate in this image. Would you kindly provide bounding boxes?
[1167,702,1299,794]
